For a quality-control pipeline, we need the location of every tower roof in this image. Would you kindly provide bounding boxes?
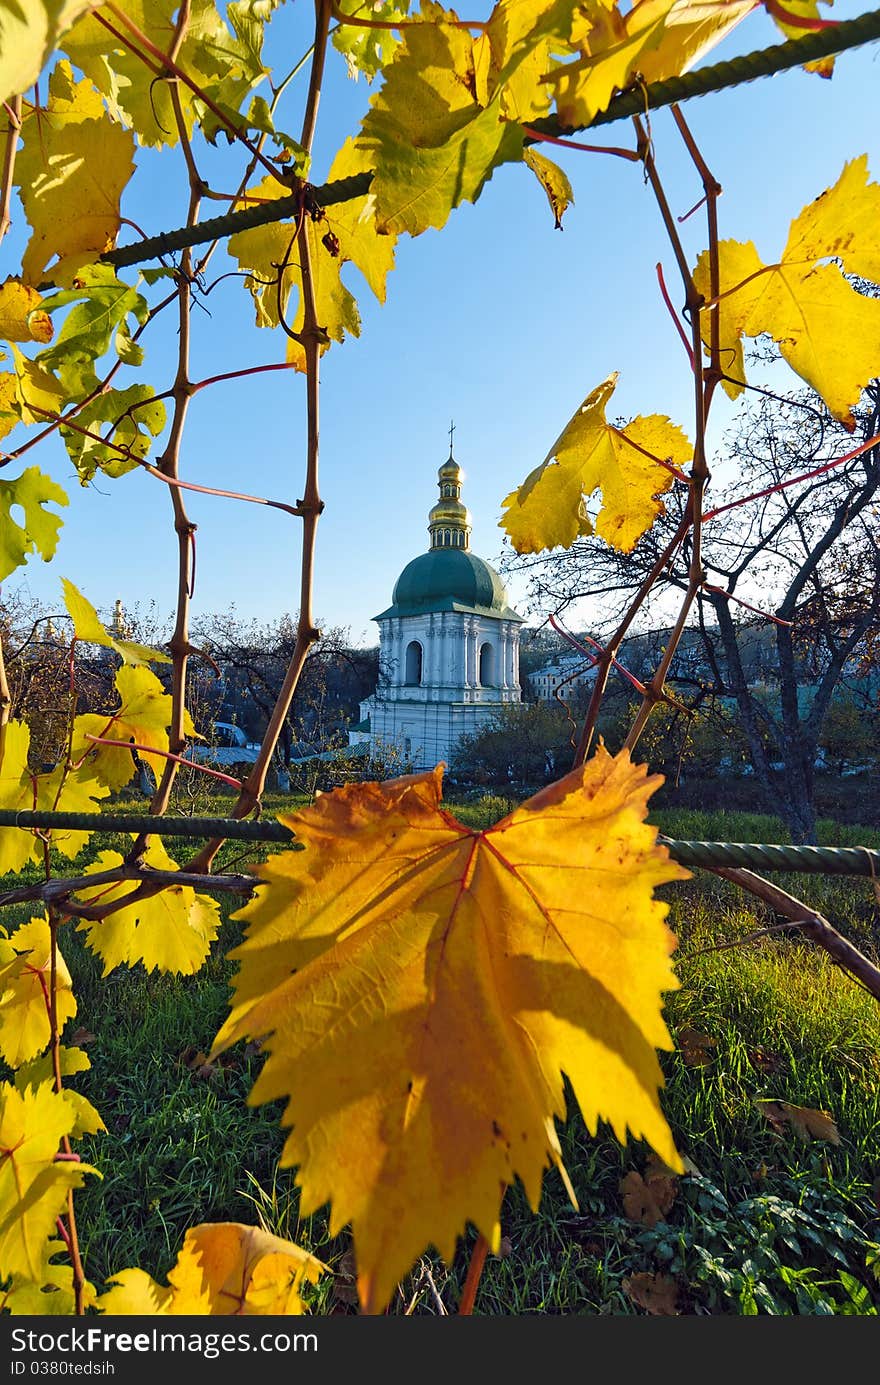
[375,438,522,623]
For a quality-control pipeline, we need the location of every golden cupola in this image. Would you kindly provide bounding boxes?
[428,438,472,551]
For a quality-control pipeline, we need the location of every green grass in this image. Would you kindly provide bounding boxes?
[2,791,879,1315]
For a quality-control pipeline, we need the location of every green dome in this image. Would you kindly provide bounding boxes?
[376,549,521,620]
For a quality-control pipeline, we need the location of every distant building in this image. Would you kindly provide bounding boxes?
[528,653,596,704]
[350,442,523,769]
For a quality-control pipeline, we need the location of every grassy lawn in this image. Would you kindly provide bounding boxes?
[2,789,878,1315]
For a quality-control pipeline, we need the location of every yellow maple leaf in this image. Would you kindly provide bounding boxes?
[500,373,691,554]
[75,842,221,976]
[0,918,77,1069]
[0,1082,97,1282]
[70,663,190,790]
[97,1223,326,1315]
[693,156,880,428]
[211,748,687,1314]
[15,60,135,286]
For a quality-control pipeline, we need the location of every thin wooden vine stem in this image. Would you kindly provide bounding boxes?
[623,113,717,754]
[458,1233,489,1315]
[130,9,203,858]
[186,0,333,874]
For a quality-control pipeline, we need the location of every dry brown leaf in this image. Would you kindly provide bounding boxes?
[69,1026,95,1047]
[623,1271,680,1315]
[748,1046,784,1075]
[676,1025,717,1066]
[332,1248,359,1307]
[756,1098,841,1145]
[620,1164,678,1227]
[493,1235,513,1260]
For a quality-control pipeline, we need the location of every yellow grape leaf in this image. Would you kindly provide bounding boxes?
[485,0,578,124]
[756,1098,841,1144]
[766,0,835,77]
[211,748,687,1315]
[0,0,96,105]
[0,1082,97,1281]
[0,721,38,875]
[356,2,523,237]
[70,663,189,790]
[633,0,755,86]
[14,1048,104,1139]
[0,280,53,344]
[0,466,68,582]
[35,765,110,861]
[323,137,398,306]
[229,176,360,372]
[547,1,673,130]
[2,1238,98,1316]
[523,147,574,229]
[62,577,170,665]
[0,918,77,1069]
[694,156,880,428]
[15,61,136,286]
[7,345,68,430]
[75,842,221,975]
[97,1223,326,1315]
[62,0,269,149]
[500,373,691,554]
[0,722,107,871]
[545,0,753,128]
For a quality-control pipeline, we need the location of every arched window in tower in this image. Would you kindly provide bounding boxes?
[444,528,451,546]
[479,641,496,686]
[405,640,423,685]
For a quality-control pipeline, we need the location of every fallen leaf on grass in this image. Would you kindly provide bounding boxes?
[623,1271,680,1315]
[620,1158,678,1227]
[676,1026,717,1066]
[756,1098,840,1145]
[332,1248,360,1307]
[747,1045,785,1075]
[493,1235,513,1260]
[69,1027,96,1047]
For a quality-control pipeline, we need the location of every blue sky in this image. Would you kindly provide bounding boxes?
[4,2,880,647]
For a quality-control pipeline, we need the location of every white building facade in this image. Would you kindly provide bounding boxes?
[350,449,523,770]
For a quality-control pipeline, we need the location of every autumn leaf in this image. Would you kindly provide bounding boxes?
[1,1238,98,1316]
[62,0,270,149]
[676,1025,717,1066]
[37,265,151,401]
[623,1270,681,1315]
[75,840,221,976]
[0,467,69,582]
[0,280,54,344]
[766,0,836,76]
[0,918,77,1069]
[62,577,170,665]
[331,0,410,81]
[355,2,523,237]
[620,1153,678,1227]
[229,176,360,372]
[0,722,37,876]
[693,156,880,428]
[70,663,190,790]
[97,1223,326,1315]
[756,1098,841,1145]
[15,61,136,286]
[0,1082,97,1282]
[523,148,574,229]
[0,0,97,106]
[500,374,691,554]
[211,748,687,1315]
